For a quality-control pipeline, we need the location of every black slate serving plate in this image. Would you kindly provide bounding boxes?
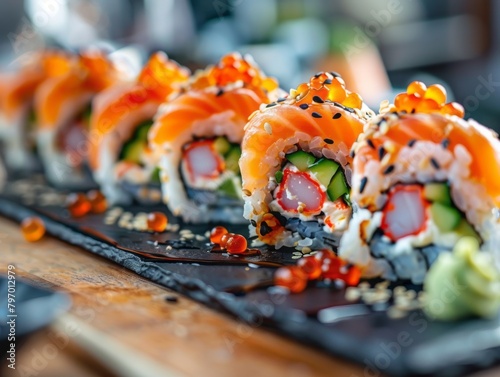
[1,174,499,377]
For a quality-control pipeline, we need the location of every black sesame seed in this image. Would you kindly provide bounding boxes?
[324,138,334,144]
[441,139,450,148]
[383,165,395,175]
[378,146,386,160]
[270,211,287,227]
[411,108,416,114]
[312,95,324,104]
[323,79,332,85]
[332,113,342,119]
[430,158,440,170]
[360,177,368,194]
[277,97,286,103]
[299,103,309,110]
[330,71,341,78]
[250,219,257,227]
[165,295,178,303]
[366,139,375,149]
[314,72,322,78]
[350,149,356,158]
[216,88,224,96]
[344,106,355,113]
[408,139,417,147]
[312,112,322,118]
[266,102,277,108]
[259,221,273,236]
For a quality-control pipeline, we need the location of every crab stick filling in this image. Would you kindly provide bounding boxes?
[268,149,352,233]
[55,105,91,167]
[180,137,242,199]
[379,183,480,244]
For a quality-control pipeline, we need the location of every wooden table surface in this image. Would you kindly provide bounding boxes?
[0,216,365,377]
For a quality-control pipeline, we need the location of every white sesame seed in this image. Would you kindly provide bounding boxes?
[264,122,272,135]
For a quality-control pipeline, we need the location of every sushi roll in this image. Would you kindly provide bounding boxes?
[34,49,126,187]
[240,72,374,250]
[339,82,500,283]
[0,50,74,170]
[149,53,280,223]
[89,52,190,205]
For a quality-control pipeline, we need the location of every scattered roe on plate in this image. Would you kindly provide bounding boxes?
[225,234,247,254]
[219,232,234,248]
[210,227,249,255]
[21,217,45,242]
[147,212,168,232]
[66,193,92,217]
[274,250,361,294]
[274,266,308,294]
[210,226,228,244]
[87,190,107,214]
[392,81,464,117]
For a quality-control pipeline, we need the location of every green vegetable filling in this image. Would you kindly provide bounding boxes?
[424,183,481,240]
[281,150,350,205]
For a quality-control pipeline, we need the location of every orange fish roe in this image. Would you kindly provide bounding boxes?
[297,255,322,280]
[87,190,107,214]
[66,193,92,217]
[21,217,45,242]
[392,81,464,118]
[274,250,362,293]
[191,52,279,94]
[219,232,235,248]
[274,266,308,294]
[292,71,364,110]
[147,212,168,232]
[210,226,228,244]
[225,234,248,254]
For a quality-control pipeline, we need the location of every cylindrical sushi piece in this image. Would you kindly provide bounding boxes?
[89,52,190,205]
[149,52,281,223]
[339,82,500,283]
[0,50,74,170]
[240,72,374,250]
[34,49,126,187]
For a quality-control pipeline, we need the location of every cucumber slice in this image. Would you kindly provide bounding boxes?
[309,158,340,187]
[327,170,349,201]
[225,146,241,174]
[286,151,316,171]
[275,170,283,183]
[213,137,231,156]
[151,167,161,183]
[430,202,462,232]
[424,183,452,205]
[120,140,145,164]
[135,121,154,142]
[218,178,242,199]
[455,219,481,243]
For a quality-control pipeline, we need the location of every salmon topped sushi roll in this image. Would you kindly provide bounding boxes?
[240,72,374,250]
[0,50,74,170]
[89,52,190,205]
[339,82,500,283]
[149,52,280,223]
[35,49,126,187]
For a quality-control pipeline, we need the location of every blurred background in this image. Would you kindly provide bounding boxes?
[0,0,499,127]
